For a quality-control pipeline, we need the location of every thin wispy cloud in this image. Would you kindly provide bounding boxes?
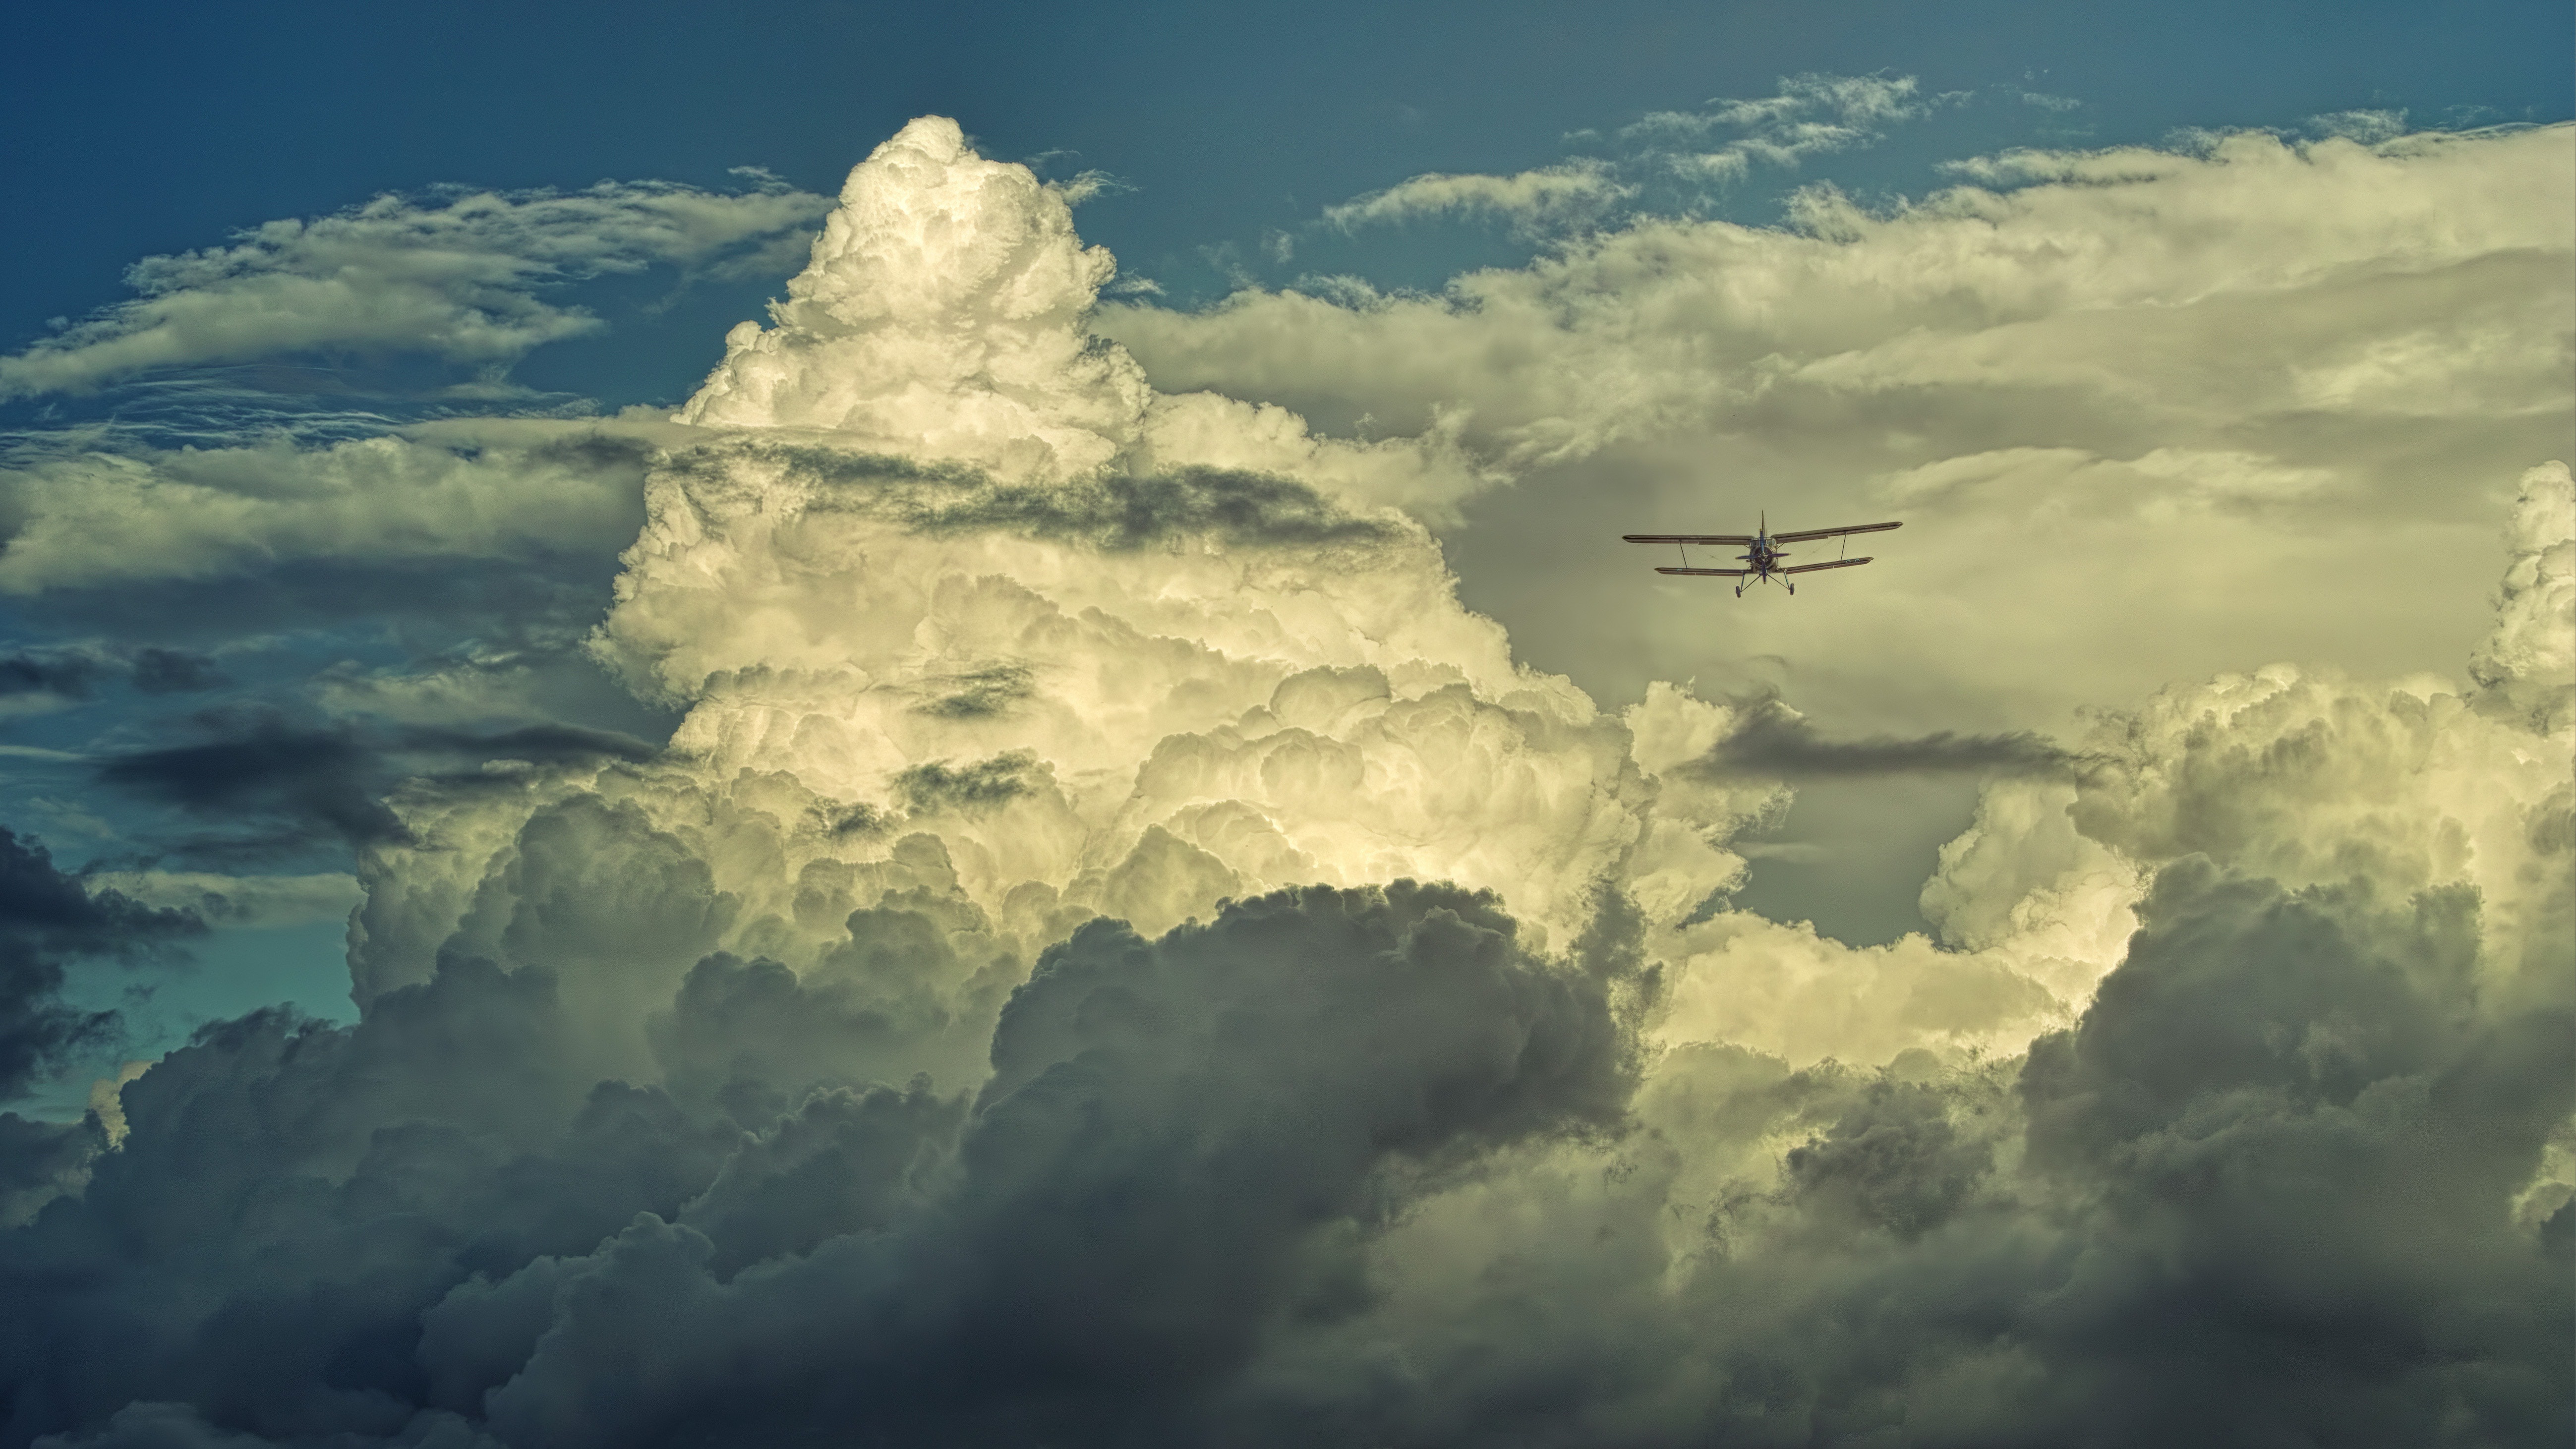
[0,181,826,401]
[1323,160,1632,232]
[1321,73,1946,235]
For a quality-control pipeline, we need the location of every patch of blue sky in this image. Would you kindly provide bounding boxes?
[22,915,359,1122]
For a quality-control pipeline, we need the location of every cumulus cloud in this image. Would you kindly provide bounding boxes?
[0,116,2567,1449]
[0,182,827,400]
[1104,122,2576,731]
[2469,460,2576,732]
[671,117,1490,515]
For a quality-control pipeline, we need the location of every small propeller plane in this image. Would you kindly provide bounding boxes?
[1621,514,1901,596]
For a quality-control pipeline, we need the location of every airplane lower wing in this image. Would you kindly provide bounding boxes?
[1624,534,1757,545]
[1780,557,1872,574]
[1656,567,1751,577]
[1769,522,1902,544]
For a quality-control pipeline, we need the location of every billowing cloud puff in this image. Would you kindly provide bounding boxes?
[0,118,2568,1449]
[0,182,827,400]
[2471,460,2576,732]
[339,121,1748,1108]
[677,116,1489,513]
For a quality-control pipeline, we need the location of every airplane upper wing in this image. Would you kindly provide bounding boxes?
[1624,533,1757,545]
[1656,567,1751,577]
[1780,557,1873,575]
[1768,521,1902,544]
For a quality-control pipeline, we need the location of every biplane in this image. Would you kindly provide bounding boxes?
[1621,514,1901,596]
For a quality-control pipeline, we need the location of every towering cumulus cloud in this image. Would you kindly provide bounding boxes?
[1,119,2567,1448]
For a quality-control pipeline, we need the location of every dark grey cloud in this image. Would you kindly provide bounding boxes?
[913,664,1034,719]
[1203,860,2571,1449]
[0,879,1623,1449]
[894,751,1045,814]
[476,881,1627,1448]
[0,1114,102,1230]
[1695,694,2091,779]
[0,646,225,704]
[0,810,2565,1448]
[0,828,201,1103]
[93,714,658,858]
[908,465,1400,553]
[0,652,101,702]
[11,554,623,647]
[672,443,1404,554]
[124,650,227,696]
[2005,861,2574,1447]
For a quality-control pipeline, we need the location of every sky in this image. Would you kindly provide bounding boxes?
[0,3,2570,1446]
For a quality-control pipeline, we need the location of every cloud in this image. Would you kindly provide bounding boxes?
[1322,162,1630,232]
[0,418,668,595]
[0,652,103,715]
[1102,121,2575,730]
[1314,74,1937,240]
[1691,693,2087,778]
[0,828,201,1103]
[0,647,227,714]
[670,116,1490,515]
[1623,72,1943,179]
[2468,461,2576,732]
[78,872,360,931]
[0,181,827,400]
[0,116,2565,1449]
[0,882,1624,1448]
[94,713,659,858]
[122,649,226,696]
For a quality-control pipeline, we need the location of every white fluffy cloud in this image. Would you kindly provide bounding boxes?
[0,181,827,399]
[675,117,1487,513]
